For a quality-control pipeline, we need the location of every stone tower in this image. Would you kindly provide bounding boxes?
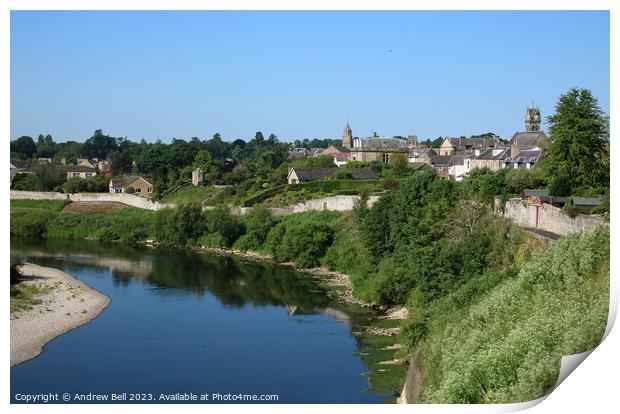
[342,123,353,148]
[524,106,541,132]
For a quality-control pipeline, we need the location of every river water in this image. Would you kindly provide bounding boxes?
[10,238,391,403]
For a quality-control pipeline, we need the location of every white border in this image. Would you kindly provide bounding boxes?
[2,2,616,414]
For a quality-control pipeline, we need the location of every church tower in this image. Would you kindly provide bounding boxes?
[342,123,353,148]
[524,106,541,132]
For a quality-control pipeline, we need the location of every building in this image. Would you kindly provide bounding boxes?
[288,148,311,160]
[287,167,375,184]
[65,165,97,179]
[192,168,204,186]
[341,123,411,163]
[509,106,547,157]
[109,175,153,197]
[572,197,603,214]
[522,189,566,208]
[469,147,511,172]
[97,160,112,176]
[448,154,469,181]
[427,154,452,179]
[77,158,97,169]
[438,136,500,156]
[503,148,542,170]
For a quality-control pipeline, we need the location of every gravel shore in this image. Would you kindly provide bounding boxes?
[10,263,110,366]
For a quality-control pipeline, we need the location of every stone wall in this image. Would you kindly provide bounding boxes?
[12,191,377,215]
[10,190,173,211]
[230,195,381,216]
[502,198,608,236]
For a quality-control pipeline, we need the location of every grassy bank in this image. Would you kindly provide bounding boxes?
[410,229,609,403]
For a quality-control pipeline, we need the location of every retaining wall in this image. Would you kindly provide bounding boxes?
[230,195,381,216]
[502,198,607,236]
[10,190,173,211]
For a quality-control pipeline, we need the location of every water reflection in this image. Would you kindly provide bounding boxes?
[12,238,334,319]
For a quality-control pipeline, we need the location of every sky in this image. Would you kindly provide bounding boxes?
[10,10,610,144]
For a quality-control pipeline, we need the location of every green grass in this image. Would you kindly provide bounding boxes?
[11,199,70,212]
[411,228,609,403]
[10,283,54,314]
[160,186,217,204]
[46,207,156,242]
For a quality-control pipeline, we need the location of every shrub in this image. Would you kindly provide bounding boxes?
[154,204,205,246]
[198,233,227,247]
[274,220,334,268]
[10,256,21,285]
[203,205,244,246]
[62,177,87,194]
[334,170,353,180]
[125,186,135,194]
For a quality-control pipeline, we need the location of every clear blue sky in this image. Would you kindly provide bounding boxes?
[10,10,610,143]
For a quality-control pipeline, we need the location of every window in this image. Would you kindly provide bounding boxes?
[85,173,92,178]
[352,155,357,161]
[72,172,80,177]
[148,188,153,193]
[383,153,390,163]
[134,188,141,193]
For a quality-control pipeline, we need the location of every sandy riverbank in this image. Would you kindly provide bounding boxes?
[10,263,110,366]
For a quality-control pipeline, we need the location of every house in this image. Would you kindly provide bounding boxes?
[408,148,436,164]
[341,124,412,163]
[470,147,511,172]
[109,175,153,197]
[65,165,97,179]
[37,157,52,164]
[77,158,97,169]
[448,154,468,181]
[503,148,542,170]
[97,160,112,176]
[428,155,452,179]
[287,167,375,184]
[438,136,499,156]
[288,148,311,160]
[522,189,566,208]
[572,197,603,214]
[333,155,350,168]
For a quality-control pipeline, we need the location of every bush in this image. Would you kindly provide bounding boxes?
[154,204,204,246]
[125,186,135,194]
[334,170,353,180]
[203,205,244,246]
[274,221,334,268]
[10,256,21,285]
[198,233,227,247]
[62,177,87,194]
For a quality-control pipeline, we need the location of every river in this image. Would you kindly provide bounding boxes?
[10,238,399,403]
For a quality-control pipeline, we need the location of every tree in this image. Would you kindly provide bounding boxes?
[110,150,134,174]
[11,136,37,159]
[541,88,609,190]
[83,129,118,160]
[62,177,87,194]
[391,153,410,176]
